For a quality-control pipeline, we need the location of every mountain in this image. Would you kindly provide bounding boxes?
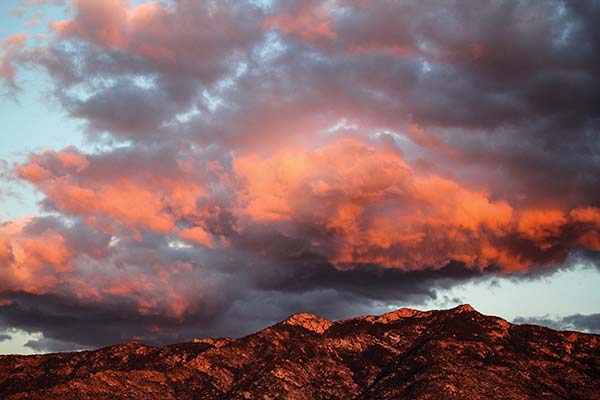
[0,304,599,399]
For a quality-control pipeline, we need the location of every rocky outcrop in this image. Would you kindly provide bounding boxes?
[281,312,334,333]
[0,304,599,399]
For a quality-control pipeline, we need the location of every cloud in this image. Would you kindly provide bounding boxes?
[264,0,337,41]
[1,0,600,351]
[39,0,264,141]
[0,33,28,89]
[562,313,600,332]
[4,137,599,351]
[0,210,489,351]
[233,139,600,271]
[514,313,600,334]
[15,139,600,274]
[15,146,209,238]
[0,254,496,352]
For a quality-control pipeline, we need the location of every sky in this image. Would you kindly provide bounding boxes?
[0,0,599,354]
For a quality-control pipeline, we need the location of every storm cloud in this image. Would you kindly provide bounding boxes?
[0,0,599,351]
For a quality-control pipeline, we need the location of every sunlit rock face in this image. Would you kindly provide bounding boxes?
[370,307,429,323]
[0,305,599,399]
[281,312,334,333]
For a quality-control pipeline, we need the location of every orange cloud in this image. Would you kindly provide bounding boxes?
[16,147,87,182]
[17,232,73,271]
[0,236,14,263]
[17,148,209,242]
[570,207,600,250]
[54,150,90,172]
[51,0,129,49]
[0,219,71,293]
[516,209,567,242]
[0,216,207,319]
[15,139,600,276]
[47,179,177,235]
[234,139,600,271]
[179,227,213,248]
[0,33,28,83]
[2,33,28,49]
[7,136,599,321]
[16,162,51,182]
[3,137,600,334]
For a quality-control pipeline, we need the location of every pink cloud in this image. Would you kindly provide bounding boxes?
[0,216,208,321]
[0,219,70,293]
[17,148,210,241]
[0,34,28,84]
[0,236,14,263]
[51,0,129,48]
[14,139,600,276]
[264,2,336,41]
[49,0,262,80]
[179,227,213,248]
[234,138,600,271]
[2,34,28,49]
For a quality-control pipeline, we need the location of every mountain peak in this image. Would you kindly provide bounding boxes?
[451,303,477,313]
[282,312,333,333]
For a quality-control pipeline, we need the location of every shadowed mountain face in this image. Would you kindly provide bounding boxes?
[0,305,599,400]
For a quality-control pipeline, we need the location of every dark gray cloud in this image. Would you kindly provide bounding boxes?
[0,214,499,352]
[0,209,510,352]
[562,313,600,332]
[514,313,600,334]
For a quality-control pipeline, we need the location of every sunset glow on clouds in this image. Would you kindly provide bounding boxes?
[1,0,600,351]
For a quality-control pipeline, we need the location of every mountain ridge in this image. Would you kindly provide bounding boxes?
[1,304,599,399]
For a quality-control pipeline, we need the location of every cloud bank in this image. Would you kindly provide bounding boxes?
[1,0,599,351]
[515,313,600,334]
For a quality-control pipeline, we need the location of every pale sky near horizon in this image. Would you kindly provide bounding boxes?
[1,0,599,354]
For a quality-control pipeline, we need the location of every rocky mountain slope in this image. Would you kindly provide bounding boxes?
[0,304,599,399]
